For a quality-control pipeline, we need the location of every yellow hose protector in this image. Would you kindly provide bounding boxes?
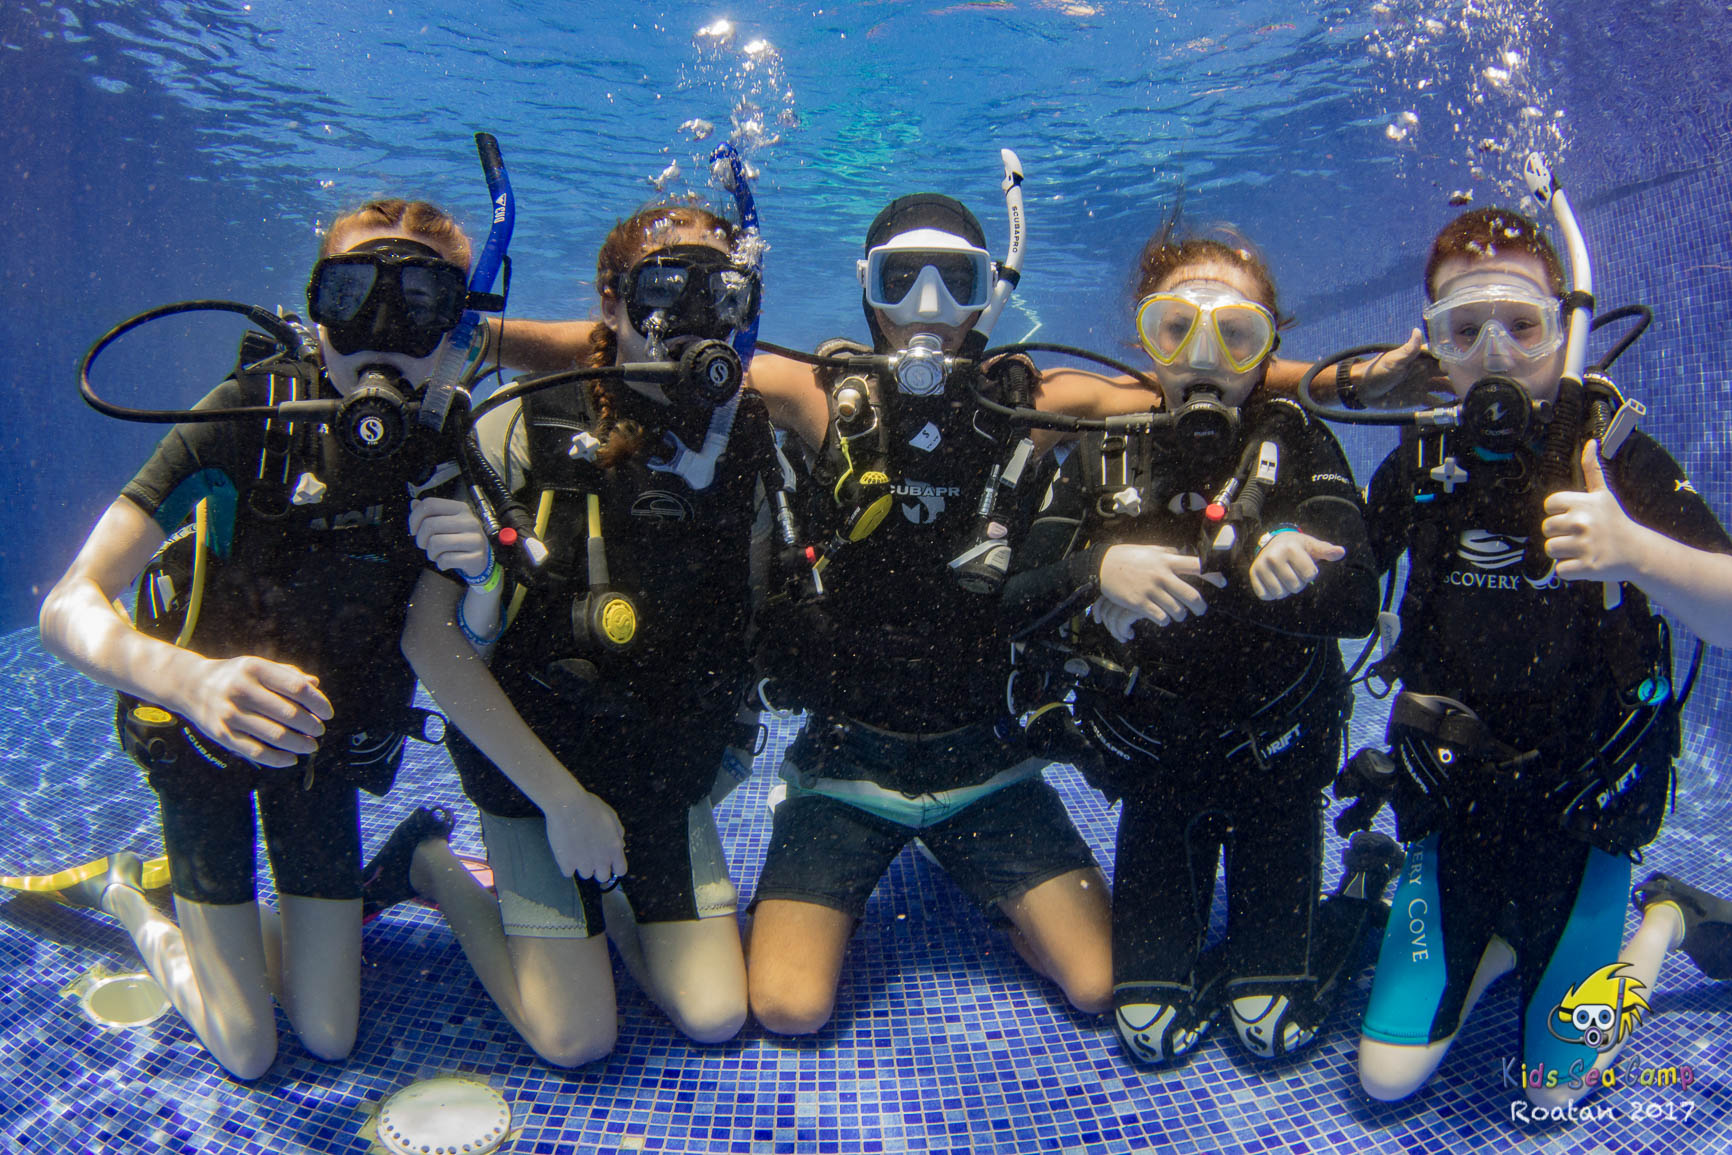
[174,498,210,648]
[503,489,556,631]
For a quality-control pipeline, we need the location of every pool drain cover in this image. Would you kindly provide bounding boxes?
[376,1077,510,1155]
[64,969,170,1030]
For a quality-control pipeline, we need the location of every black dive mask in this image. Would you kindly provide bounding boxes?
[619,245,760,349]
[308,238,472,358]
[1455,374,1536,455]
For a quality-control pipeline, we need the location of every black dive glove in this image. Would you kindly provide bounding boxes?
[1331,746,1398,838]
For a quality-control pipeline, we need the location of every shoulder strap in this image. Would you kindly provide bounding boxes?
[520,379,604,494]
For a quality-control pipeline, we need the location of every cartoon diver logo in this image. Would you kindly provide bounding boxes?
[1548,963,1649,1052]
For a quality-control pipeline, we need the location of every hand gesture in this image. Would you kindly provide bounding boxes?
[542,783,628,884]
[1096,544,1227,632]
[409,497,492,580]
[1359,329,1449,405]
[180,655,334,767]
[1542,441,1642,584]
[1249,531,1346,600]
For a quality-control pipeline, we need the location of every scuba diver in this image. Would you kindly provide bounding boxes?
[738,170,1118,1035]
[1001,225,1398,1066]
[385,180,774,1061]
[35,193,508,1079]
[1297,189,1732,1108]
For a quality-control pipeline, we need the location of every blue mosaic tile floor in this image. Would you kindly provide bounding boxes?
[1,624,1728,1154]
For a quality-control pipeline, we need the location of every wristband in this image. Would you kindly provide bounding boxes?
[1336,358,1364,410]
[1255,525,1298,553]
[455,596,503,648]
[463,548,501,592]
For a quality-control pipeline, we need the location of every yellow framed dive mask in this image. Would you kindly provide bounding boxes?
[1135,288,1277,375]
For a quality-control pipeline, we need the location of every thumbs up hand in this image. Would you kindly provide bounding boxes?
[1541,441,1646,583]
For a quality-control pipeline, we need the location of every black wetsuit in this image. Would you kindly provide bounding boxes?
[1361,427,1732,1060]
[447,384,773,924]
[751,359,1098,921]
[1004,396,1378,1039]
[120,375,458,904]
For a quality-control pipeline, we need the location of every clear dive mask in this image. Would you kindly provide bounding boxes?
[859,228,995,328]
[1422,281,1564,370]
[1135,286,1276,375]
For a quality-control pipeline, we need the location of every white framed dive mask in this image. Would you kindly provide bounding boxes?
[859,228,995,327]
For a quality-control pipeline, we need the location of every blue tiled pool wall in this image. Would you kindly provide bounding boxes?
[6,73,1732,1155]
[1281,156,1732,810]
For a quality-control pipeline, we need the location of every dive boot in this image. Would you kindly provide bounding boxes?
[1633,872,1732,981]
[362,807,457,921]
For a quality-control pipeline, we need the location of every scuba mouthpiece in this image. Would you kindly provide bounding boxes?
[338,365,417,460]
[1172,383,1239,464]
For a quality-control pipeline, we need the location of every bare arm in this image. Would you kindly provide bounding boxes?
[39,498,331,766]
[1030,367,1160,455]
[401,573,626,879]
[746,352,829,451]
[488,317,598,373]
[1265,332,1441,407]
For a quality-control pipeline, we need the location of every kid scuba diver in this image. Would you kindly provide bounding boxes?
[397,153,779,1060]
[1305,159,1687,863]
[37,140,515,1080]
[1000,227,1389,1067]
[78,136,517,791]
[750,152,1035,605]
[1301,158,1732,1110]
[746,161,1117,1037]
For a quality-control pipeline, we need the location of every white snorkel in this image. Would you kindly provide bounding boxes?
[969,149,1026,349]
[1526,152,1630,610]
[1523,153,1592,387]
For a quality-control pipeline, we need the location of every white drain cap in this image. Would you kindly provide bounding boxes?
[376,1077,511,1155]
[73,972,170,1030]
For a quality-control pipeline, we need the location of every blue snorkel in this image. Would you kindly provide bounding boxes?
[709,141,761,368]
[421,131,515,432]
